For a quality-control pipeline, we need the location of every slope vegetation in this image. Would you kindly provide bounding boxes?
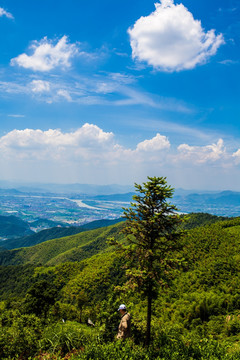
[0,215,33,238]
[0,221,124,266]
[1,215,240,359]
[1,218,123,250]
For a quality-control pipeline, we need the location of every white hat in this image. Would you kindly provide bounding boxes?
[118,304,126,311]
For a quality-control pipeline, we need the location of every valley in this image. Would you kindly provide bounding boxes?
[0,192,128,233]
[0,187,240,238]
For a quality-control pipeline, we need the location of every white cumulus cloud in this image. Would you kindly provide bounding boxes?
[177,139,226,163]
[0,124,116,163]
[128,0,224,72]
[0,7,14,19]
[1,125,240,187]
[136,133,170,152]
[0,124,113,150]
[1,127,233,168]
[0,125,172,164]
[11,36,78,72]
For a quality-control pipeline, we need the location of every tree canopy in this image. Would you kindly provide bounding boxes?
[120,176,182,345]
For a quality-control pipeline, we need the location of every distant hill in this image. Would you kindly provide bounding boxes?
[0,221,125,266]
[0,188,22,195]
[30,218,67,229]
[175,191,240,205]
[0,218,123,250]
[1,226,82,250]
[88,192,135,202]
[1,183,240,217]
[180,212,229,230]
[173,190,240,217]
[0,213,234,266]
[0,215,33,239]
[0,213,225,251]
[0,181,134,195]
[77,218,124,230]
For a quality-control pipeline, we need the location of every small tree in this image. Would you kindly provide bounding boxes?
[76,290,88,323]
[120,176,182,346]
[23,280,57,318]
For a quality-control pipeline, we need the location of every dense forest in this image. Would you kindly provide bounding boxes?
[1,212,240,359]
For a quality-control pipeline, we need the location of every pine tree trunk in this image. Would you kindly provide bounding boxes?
[146,283,152,346]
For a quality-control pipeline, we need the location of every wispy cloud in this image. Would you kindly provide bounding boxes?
[57,89,72,102]
[8,114,25,118]
[218,7,238,13]
[233,149,240,164]
[120,117,213,143]
[0,7,14,19]
[0,80,29,95]
[0,72,193,113]
[31,80,51,93]
[219,59,239,65]
[112,87,193,113]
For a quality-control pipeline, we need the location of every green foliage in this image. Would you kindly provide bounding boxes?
[2,217,123,250]
[2,226,84,250]
[120,176,182,291]
[0,214,33,238]
[23,279,58,317]
[39,336,240,360]
[72,339,151,360]
[0,222,124,266]
[39,321,98,356]
[115,176,182,345]
[180,212,228,230]
[62,252,125,305]
[1,213,240,358]
[0,264,36,299]
[0,312,43,359]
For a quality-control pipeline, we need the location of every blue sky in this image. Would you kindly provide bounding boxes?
[0,0,239,190]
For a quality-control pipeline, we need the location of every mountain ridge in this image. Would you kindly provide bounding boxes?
[0,221,125,266]
[0,213,233,267]
[0,218,123,250]
[0,215,33,239]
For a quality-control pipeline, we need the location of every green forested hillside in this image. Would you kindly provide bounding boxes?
[0,212,226,251]
[1,226,84,250]
[0,213,226,265]
[1,215,240,359]
[180,212,228,229]
[0,215,33,238]
[1,217,123,250]
[0,221,124,266]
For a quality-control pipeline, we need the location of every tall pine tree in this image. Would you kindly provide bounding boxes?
[121,176,182,345]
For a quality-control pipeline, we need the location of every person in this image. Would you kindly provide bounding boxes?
[116,304,131,340]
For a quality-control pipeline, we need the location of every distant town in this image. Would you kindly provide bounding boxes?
[0,191,128,232]
[0,186,240,236]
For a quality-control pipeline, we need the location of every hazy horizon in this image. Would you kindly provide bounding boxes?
[0,179,239,194]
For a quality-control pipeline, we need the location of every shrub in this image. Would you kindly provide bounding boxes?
[0,313,42,359]
[39,321,98,357]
